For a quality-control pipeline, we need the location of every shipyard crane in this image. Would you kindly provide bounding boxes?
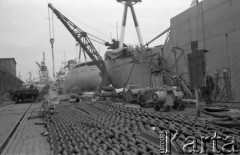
[48,3,111,85]
[36,52,51,84]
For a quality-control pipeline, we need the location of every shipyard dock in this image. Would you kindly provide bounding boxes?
[0,102,50,155]
[1,0,240,154]
[0,88,239,155]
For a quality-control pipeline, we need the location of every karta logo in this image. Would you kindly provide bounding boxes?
[159,130,239,154]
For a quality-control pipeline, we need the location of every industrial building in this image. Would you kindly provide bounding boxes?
[0,58,23,95]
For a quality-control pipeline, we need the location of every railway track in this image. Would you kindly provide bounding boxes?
[0,103,33,154]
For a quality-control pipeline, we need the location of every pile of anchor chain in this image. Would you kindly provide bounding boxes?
[46,101,240,155]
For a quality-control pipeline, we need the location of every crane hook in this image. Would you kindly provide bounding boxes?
[50,38,54,47]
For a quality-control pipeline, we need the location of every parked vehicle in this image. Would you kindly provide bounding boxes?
[9,83,39,103]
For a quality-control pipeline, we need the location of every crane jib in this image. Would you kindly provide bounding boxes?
[47,3,107,74]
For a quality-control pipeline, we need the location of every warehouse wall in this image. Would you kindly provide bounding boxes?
[0,62,22,95]
[164,0,240,101]
[0,58,16,76]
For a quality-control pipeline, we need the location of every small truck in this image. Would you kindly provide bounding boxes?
[9,84,39,104]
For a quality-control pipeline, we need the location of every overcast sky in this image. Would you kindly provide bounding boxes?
[0,0,193,81]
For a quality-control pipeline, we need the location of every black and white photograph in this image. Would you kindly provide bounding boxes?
[0,0,240,154]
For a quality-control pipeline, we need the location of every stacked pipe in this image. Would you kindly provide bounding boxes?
[45,101,240,155]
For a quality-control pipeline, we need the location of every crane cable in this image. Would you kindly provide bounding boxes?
[49,4,109,45]
[48,8,52,39]
[88,36,106,46]
[48,7,56,78]
[48,7,55,39]
[53,5,109,40]
[88,33,108,45]
[52,10,55,39]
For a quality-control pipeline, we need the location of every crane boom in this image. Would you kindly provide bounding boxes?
[36,62,41,68]
[48,3,107,74]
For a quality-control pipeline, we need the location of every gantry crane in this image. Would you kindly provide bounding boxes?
[48,3,111,85]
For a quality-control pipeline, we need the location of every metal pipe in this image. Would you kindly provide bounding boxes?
[145,28,170,47]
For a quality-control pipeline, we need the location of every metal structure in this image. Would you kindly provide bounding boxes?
[36,52,51,84]
[117,0,143,48]
[50,38,55,78]
[48,8,56,79]
[145,28,170,47]
[48,3,107,75]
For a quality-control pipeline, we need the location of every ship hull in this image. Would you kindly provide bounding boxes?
[105,58,151,88]
[105,0,240,101]
[65,64,101,91]
[105,46,165,88]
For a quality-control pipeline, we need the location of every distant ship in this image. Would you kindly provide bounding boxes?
[56,60,101,93]
[65,61,101,91]
[55,65,69,93]
[105,0,240,101]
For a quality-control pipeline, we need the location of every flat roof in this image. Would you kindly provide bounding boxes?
[0,58,17,64]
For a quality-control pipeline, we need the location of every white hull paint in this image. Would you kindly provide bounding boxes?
[65,64,101,91]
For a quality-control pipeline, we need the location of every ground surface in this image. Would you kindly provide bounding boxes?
[0,91,239,155]
[3,104,50,155]
[0,104,30,148]
[0,101,50,155]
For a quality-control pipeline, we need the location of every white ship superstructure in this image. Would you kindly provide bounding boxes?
[65,61,101,91]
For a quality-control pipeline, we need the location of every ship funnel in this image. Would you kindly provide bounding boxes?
[190,0,198,7]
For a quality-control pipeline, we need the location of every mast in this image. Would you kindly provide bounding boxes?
[117,0,143,48]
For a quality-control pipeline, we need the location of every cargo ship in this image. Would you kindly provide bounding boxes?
[105,0,172,89]
[56,59,101,92]
[105,0,240,101]
[55,65,69,93]
[105,45,166,88]
[65,61,101,91]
